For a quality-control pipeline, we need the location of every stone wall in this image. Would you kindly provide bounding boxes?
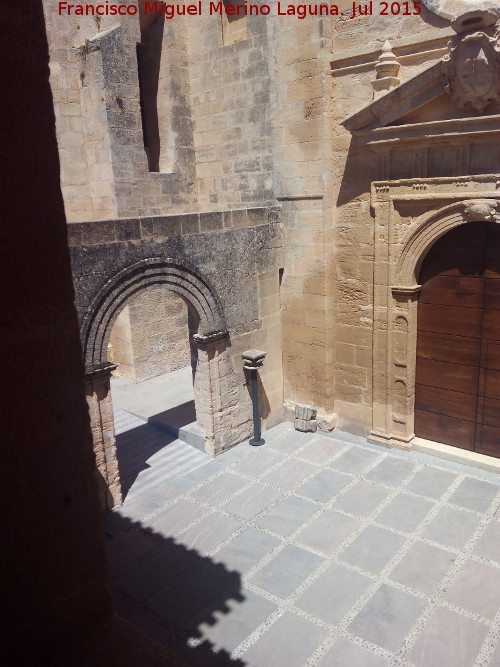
[43,0,275,218]
[326,5,476,436]
[268,12,335,430]
[185,6,273,209]
[108,288,190,382]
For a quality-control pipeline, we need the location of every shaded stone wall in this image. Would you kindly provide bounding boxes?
[1,2,112,655]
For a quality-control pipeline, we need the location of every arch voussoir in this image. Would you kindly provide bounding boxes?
[81,257,227,372]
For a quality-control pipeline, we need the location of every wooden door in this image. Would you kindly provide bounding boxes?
[415,222,500,458]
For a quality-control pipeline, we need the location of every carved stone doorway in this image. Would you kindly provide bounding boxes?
[369,176,500,455]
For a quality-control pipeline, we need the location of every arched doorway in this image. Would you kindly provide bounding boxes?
[415,222,500,458]
[105,286,207,498]
[81,258,230,509]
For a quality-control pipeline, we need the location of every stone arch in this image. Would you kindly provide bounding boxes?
[394,199,500,289]
[371,195,500,450]
[82,258,230,510]
[81,257,227,372]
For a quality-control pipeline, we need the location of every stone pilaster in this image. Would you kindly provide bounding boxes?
[84,363,121,511]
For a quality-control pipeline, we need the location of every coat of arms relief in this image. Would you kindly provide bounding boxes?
[442,9,500,112]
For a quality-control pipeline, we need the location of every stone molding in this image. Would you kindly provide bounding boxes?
[330,29,455,73]
[394,198,500,287]
[370,176,500,449]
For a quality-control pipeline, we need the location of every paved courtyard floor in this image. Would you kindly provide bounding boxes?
[103,423,500,667]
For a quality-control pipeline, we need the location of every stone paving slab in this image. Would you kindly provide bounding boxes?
[103,423,500,666]
[240,612,330,667]
[407,607,490,667]
[347,583,427,652]
[388,541,455,595]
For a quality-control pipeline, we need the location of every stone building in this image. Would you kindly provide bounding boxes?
[43,0,500,508]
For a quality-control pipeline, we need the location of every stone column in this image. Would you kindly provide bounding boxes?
[242,350,267,445]
[84,363,121,510]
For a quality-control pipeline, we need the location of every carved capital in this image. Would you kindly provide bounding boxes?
[84,361,116,380]
[192,330,228,346]
[241,349,266,370]
[391,285,422,298]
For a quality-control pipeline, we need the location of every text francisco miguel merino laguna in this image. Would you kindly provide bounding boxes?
[58,0,422,19]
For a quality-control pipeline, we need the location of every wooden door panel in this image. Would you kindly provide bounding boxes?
[485,247,500,277]
[416,222,500,459]
[481,397,500,427]
[418,304,482,338]
[420,247,485,278]
[483,279,500,311]
[418,276,484,308]
[415,384,477,421]
[414,410,475,450]
[416,357,479,393]
[482,308,500,340]
[476,425,500,457]
[480,341,500,371]
[483,369,500,400]
[416,331,481,366]
[485,223,500,247]
[436,225,488,247]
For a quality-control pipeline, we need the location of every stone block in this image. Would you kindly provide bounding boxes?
[294,404,317,432]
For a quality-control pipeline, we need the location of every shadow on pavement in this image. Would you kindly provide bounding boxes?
[103,511,247,666]
[115,423,178,497]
